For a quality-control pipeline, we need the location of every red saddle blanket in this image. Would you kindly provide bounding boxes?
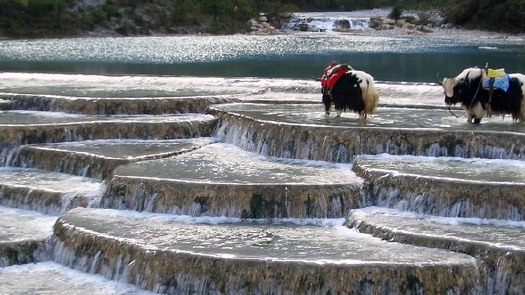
[326,68,350,88]
[321,64,351,89]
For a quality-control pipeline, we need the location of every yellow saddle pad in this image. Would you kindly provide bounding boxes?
[482,68,510,92]
[487,68,506,79]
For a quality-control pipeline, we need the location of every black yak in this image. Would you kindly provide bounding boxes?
[439,67,525,123]
[320,63,379,120]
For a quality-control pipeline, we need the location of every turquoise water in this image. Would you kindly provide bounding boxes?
[0,34,523,82]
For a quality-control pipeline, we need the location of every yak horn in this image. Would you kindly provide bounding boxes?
[311,75,322,82]
[435,72,443,86]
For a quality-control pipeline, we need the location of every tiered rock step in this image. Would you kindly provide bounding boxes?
[10,138,216,179]
[0,262,156,294]
[102,143,361,218]
[0,168,102,215]
[0,111,217,147]
[0,99,10,110]
[353,155,525,220]
[0,206,57,266]
[5,93,240,115]
[346,207,525,293]
[239,82,445,107]
[210,103,525,162]
[53,207,480,294]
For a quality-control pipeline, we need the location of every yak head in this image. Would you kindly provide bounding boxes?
[438,68,483,107]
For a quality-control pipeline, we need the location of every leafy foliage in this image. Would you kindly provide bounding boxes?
[0,0,523,37]
[443,0,525,33]
[388,6,402,23]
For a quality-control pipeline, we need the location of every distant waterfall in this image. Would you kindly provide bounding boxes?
[284,16,371,32]
[282,11,382,32]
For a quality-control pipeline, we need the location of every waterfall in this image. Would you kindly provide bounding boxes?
[211,108,525,163]
[3,93,240,115]
[0,239,52,267]
[284,13,373,32]
[355,168,525,221]
[49,208,483,294]
[345,208,525,293]
[1,145,21,167]
[101,176,360,219]
[3,36,525,294]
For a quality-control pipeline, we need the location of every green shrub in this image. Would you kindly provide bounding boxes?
[389,6,402,23]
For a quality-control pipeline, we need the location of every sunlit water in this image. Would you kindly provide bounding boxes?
[356,154,525,184]
[0,262,156,295]
[114,143,358,184]
[0,110,214,125]
[0,32,523,82]
[27,138,216,160]
[61,207,475,265]
[348,207,525,248]
[0,168,102,194]
[0,206,57,241]
[1,21,525,293]
[211,102,525,131]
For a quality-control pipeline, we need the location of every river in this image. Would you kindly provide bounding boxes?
[0,30,524,82]
[1,14,525,294]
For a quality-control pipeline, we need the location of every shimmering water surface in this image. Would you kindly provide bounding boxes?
[115,143,358,184]
[0,73,250,97]
[355,155,525,183]
[349,207,525,247]
[33,138,216,159]
[0,206,57,241]
[62,208,476,265]
[1,24,525,294]
[0,262,155,295]
[212,103,525,132]
[0,168,102,193]
[0,34,524,82]
[0,110,213,125]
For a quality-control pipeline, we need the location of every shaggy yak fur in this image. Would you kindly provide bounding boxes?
[323,70,379,119]
[441,67,525,123]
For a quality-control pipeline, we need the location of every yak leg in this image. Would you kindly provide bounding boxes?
[325,104,331,115]
[467,114,482,124]
[468,114,481,124]
[359,111,367,120]
[322,93,332,115]
[468,103,485,124]
[336,109,342,117]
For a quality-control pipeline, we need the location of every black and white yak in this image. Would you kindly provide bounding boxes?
[321,68,379,120]
[438,67,525,123]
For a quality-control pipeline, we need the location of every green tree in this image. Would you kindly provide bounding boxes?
[389,6,402,23]
[40,0,69,29]
[0,0,29,29]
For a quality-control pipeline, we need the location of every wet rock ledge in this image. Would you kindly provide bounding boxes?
[210,104,525,162]
[4,94,239,115]
[346,208,525,294]
[53,207,480,294]
[353,157,525,220]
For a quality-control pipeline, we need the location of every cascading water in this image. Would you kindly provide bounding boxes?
[211,103,525,162]
[1,29,525,293]
[284,16,371,32]
[282,10,389,32]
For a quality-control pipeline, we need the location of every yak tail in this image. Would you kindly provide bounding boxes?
[363,78,379,115]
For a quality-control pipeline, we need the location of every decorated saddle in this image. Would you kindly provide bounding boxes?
[482,68,510,92]
[322,64,352,89]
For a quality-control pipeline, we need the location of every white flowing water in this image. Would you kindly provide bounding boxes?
[1,20,524,293]
[0,262,156,295]
[114,143,358,184]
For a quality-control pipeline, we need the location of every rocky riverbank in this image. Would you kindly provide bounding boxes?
[247,10,525,41]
